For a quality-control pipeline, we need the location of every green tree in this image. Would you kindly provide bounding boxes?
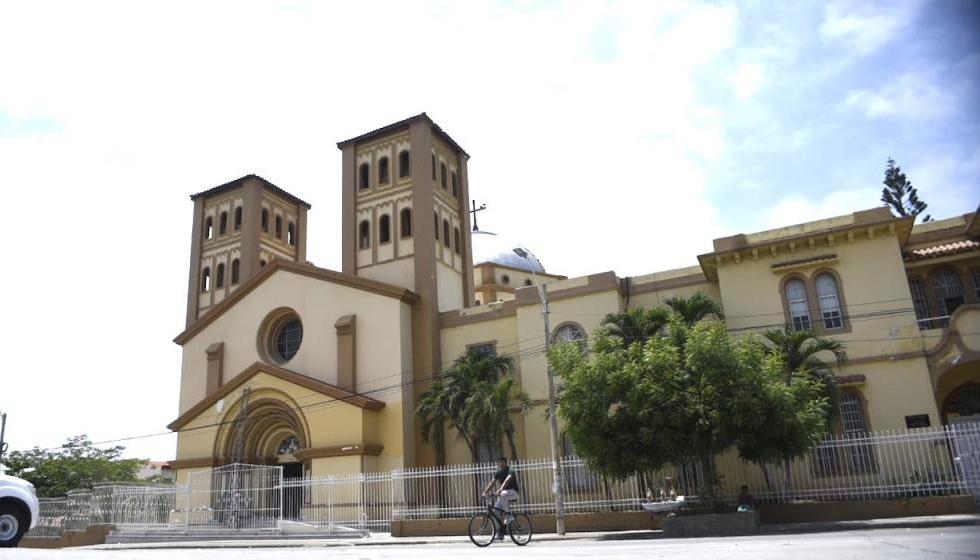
[1,435,145,497]
[761,327,845,411]
[881,157,931,222]
[416,351,530,464]
[599,307,670,348]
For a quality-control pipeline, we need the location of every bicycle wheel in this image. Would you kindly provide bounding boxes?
[468,512,496,547]
[508,513,532,546]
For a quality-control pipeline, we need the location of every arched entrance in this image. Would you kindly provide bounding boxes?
[214,392,311,519]
[936,360,980,425]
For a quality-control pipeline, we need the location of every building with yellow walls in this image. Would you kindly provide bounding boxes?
[169,114,980,484]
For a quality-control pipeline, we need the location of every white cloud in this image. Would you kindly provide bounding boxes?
[845,72,956,119]
[0,0,741,460]
[820,0,922,56]
[729,62,765,101]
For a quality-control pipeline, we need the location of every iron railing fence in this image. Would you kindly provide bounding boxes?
[23,423,980,538]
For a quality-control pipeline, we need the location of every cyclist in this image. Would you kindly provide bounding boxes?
[482,457,519,539]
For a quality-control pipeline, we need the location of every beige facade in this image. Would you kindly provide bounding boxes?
[169,114,980,482]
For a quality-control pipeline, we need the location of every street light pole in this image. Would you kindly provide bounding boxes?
[514,248,566,535]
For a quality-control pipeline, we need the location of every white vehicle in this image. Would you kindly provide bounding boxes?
[0,473,39,547]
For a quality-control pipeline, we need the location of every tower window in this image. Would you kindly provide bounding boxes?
[451,172,458,197]
[287,222,296,246]
[399,150,410,178]
[216,263,225,289]
[219,211,228,235]
[359,220,371,249]
[400,208,412,238]
[431,155,436,180]
[785,278,811,331]
[933,270,965,320]
[234,207,242,231]
[443,219,450,247]
[359,162,370,190]
[440,163,447,189]
[261,209,269,233]
[260,259,267,268]
[454,226,461,254]
[275,216,283,239]
[201,267,211,293]
[379,157,390,184]
[231,259,240,285]
[379,214,391,244]
[204,216,213,240]
[434,212,439,240]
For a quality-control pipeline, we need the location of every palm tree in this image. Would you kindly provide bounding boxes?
[663,292,725,326]
[416,350,528,464]
[760,327,846,495]
[600,307,670,347]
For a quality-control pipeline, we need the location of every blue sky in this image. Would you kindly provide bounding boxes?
[0,0,977,460]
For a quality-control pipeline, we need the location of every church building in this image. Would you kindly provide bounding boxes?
[168,114,980,484]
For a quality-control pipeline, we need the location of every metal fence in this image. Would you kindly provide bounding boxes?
[24,423,980,538]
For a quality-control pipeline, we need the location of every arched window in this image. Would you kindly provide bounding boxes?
[234,207,242,231]
[453,226,461,254]
[216,263,225,288]
[359,162,370,190]
[431,154,436,180]
[287,222,296,246]
[433,212,439,240]
[201,267,211,293]
[785,278,811,331]
[379,214,391,244]
[553,323,586,344]
[378,156,389,184]
[399,150,410,178]
[909,277,930,327]
[451,172,458,197]
[815,273,843,329]
[261,209,269,232]
[275,215,283,238]
[443,219,450,247]
[440,162,447,189]
[359,220,371,249]
[933,270,965,319]
[400,208,412,238]
[231,259,240,285]
[204,216,213,240]
[219,211,228,235]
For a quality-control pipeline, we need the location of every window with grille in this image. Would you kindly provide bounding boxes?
[933,270,964,321]
[909,278,930,327]
[785,278,811,331]
[973,270,980,302]
[553,323,586,344]
[469,343,495,357]
[815,274,843,329]
[273,318,303,363]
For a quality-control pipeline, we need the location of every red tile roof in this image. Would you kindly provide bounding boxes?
[908,239,980,260]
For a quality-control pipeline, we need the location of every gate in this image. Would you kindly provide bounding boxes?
[186,463,283,530]
[949,419,980,504]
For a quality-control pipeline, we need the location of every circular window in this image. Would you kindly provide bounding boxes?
[277,435,300,455]
[501,274,510,285]
[260,309,304,364]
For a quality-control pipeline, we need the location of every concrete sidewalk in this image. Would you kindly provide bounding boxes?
[83,513,980,550]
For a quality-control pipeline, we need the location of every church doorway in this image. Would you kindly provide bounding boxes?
[281,462,304,520]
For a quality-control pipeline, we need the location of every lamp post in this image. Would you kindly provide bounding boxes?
[513,248,566,535]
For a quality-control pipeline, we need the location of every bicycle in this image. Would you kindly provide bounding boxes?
[468,494,532,547]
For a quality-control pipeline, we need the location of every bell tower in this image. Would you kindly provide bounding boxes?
[185,174,311,326]
[337,115,475,466]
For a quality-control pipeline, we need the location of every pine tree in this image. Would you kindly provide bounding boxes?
[881,158,931,222]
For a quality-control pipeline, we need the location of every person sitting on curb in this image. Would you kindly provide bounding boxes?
[737,485,756,512]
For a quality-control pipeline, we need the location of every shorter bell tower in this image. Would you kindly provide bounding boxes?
[185,174,311,326]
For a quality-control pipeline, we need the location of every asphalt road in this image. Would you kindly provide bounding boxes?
[4,527,980,559]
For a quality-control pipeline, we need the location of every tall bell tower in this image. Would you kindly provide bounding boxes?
[337,114,475,464]
[185,174,311,326]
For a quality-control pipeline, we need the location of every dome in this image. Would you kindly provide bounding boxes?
[471,230,546,273]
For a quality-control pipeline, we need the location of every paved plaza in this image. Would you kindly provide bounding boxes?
[4,527,980,560]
